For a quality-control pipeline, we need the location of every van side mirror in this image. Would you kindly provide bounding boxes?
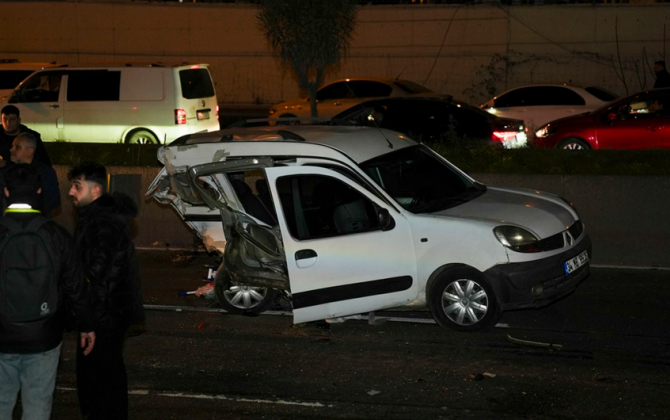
[378,208,395,231]
[8,91,18,104]
[607,112,617,122]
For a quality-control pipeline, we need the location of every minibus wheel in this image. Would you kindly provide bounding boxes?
[126,129,159,145]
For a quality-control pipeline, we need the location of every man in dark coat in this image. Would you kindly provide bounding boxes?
[67,162,144,420]
[0,164,95,420]
[653,60,670,89]
[0,105,52,166]
[9,132,60,217]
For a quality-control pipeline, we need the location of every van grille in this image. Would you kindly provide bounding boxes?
[540,220,583,252]
[540,232,564,252]
[568,220,583,239]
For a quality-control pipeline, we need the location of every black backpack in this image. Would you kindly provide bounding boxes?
[0,216,59,323]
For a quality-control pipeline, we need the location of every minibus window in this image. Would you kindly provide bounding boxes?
[179,69,215,99]
[67,70,120,101]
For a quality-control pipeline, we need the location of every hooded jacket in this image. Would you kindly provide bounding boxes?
[73,192,145,330]
[0,205,94,354]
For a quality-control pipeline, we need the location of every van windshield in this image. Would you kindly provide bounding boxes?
[179,69,215,99]
[0,70,33,89]
[359,145,485,214]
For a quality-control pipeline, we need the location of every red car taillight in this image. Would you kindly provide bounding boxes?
[492,131,519,142]
[216,105,219,120]
[175,109,186,125]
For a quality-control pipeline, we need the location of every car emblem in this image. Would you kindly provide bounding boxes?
[202,100,206,107]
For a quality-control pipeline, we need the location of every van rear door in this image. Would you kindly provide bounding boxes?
[174,65,218,133]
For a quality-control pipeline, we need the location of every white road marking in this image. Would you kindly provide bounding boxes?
[57,387,330,408]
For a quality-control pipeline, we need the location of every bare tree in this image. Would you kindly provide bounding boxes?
[258,0,358,118]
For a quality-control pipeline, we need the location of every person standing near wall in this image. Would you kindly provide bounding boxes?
[67,162,145,420]
[0,105,52,167]
[653,60,670,89]
[9,132,61,217]
[0,164,95,420]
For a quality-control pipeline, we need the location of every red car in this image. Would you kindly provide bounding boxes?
[533,88,670,150]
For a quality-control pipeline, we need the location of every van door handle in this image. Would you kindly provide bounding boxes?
[49,104,59,109]
[647,126,661,131]
[295,249,317,260]
[295,249,317,268]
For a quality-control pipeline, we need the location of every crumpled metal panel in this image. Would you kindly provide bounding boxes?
[219,205,289,291]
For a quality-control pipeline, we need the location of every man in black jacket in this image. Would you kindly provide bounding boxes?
[0,105,52,167]
[0,164,95,420]
[67,162,144,420]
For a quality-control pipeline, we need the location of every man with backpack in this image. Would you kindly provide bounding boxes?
[0,164,95,420]
[67,162,144,420]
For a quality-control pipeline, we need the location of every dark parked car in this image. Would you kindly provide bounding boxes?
[334,96,528,148]
[533,88,670,150]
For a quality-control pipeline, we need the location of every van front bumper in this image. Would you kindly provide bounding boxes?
[483,235,592,311]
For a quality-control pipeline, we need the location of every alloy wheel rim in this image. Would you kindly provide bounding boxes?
[441,279,489,325]
[223,285,268,309]
[132,136,155,145]
[563,143,584,150]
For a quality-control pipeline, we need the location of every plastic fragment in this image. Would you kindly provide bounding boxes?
[367,390,381,396]
[194,282,216,299]
[506,334,563,350]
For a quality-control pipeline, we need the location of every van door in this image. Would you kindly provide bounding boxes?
[62,70,123,143]
[265,166,419,323]
[10,71,64,142]
[175,65,219,135]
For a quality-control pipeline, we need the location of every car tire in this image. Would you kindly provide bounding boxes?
[125,129,159,145]
[428,266,502,332]
[214,265,278,315]
[558,138,590,150]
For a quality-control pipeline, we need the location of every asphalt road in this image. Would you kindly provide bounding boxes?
[19,251,670,419]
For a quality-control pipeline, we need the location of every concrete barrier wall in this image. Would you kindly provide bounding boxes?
[53,165,198,251]
[52,165,669,267]
[2,2,670,105]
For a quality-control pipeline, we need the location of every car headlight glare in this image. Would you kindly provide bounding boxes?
[494,226,541,253]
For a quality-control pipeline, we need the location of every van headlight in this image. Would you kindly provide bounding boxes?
[269,107,276,115]
[535,124,557,138]
[494,226,541,253]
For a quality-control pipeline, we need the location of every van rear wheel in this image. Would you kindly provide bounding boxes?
[214,266,278,315]
[126,129,159,145]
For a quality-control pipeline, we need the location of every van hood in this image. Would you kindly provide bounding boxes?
[433,187,575,239]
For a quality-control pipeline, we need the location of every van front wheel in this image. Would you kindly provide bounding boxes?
[126,129,159,145]
[428,266,501,332]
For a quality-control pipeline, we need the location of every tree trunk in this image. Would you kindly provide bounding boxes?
[308,82,318,118]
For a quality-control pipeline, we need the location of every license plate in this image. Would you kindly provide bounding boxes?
[564,250,589,275]
[197,111,210,120]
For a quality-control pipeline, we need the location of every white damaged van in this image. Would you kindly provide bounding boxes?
[1,63,219,144]
[148,125,592,332]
